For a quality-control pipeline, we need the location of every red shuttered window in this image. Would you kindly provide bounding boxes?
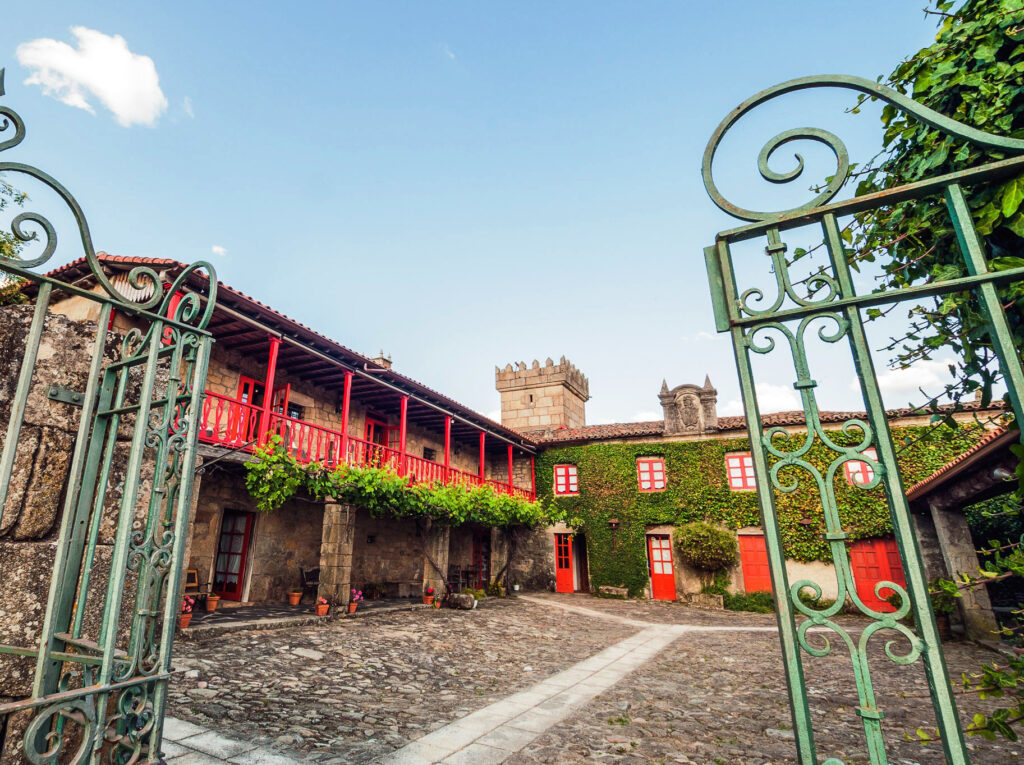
[725,452,756,491]
[553,464,579,495]
[637,457,666,492]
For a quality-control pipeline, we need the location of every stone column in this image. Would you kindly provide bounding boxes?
[319,499,356,605]
[423,525,450,595]
[176,455,204,596]
[928,499,999,640]
[491,527,508,589]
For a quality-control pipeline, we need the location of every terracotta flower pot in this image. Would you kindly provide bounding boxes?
[422,595,434,605]
[315,603,329,616]
[348,602,357,614]
[205,596,220,612]
[433,599,441,609]
[178,613,192,629]
[288,592,302,606]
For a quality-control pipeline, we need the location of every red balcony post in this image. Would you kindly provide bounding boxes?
[340,371,352,464]
[478,432,485,482]
[530,455,536,498]
[507,445,514,492]
[444,416,452,482]
[399,395,408,476]
[258,336,281,446]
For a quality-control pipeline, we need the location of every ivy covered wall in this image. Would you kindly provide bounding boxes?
[536,425,991,596]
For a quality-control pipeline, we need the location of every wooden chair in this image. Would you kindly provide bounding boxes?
[301,567,320,598]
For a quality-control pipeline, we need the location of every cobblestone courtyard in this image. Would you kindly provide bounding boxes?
[168,594,1021,763]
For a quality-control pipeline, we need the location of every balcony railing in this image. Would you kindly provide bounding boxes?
[197,392,535,500]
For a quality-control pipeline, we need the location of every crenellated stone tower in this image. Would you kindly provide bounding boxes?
[495,357,590,432]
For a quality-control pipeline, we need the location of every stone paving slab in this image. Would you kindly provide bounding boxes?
[162,716,298,763]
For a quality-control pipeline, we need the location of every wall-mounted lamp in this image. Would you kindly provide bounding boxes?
[993,467,1015,481]
[608,518,619,530]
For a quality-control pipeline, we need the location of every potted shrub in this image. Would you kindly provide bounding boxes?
[315,596,329,617]
[178,595,195,629]
[288,589,302,606]
[423,587,435,605]
[512,581,521,592]
[349,588,363,614]
[205,593,221,612]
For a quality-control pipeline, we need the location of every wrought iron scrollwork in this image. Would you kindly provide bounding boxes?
[701,74,1024,222]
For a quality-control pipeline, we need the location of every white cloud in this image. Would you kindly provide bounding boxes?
[633,410,660,421]
[17,27,167,127]
[440,43,456,60]
[857,357,958,405]
[211,245,227,256]
[681,330,716,344]
[183,96,194,119]
[720,382,801,417]
[486,409,501,423]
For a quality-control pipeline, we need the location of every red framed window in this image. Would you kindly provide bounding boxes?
[637,457,666,492]
[845,447,878,486]
[553,464,579,495]
[725,453,756,491]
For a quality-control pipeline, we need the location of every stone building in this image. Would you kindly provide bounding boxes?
[505,365,1005,639]
[41,254,537,609]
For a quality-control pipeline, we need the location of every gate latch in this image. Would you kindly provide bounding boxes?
[47,385,85,407]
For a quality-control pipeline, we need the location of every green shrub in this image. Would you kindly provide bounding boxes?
[463,588,486,601]
[724,591,775,613]
[486,582,505,597]
[674,522,738,571]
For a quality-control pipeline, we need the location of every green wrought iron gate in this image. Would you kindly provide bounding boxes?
[0,69,217,763]
[702,75,1024,764]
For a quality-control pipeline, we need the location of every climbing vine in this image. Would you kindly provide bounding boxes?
[536,424,992,596]
[244,435,558,529]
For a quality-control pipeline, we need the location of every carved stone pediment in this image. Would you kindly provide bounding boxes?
[660,376,718,436]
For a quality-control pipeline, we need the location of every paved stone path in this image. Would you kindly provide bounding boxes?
[167,594,1022,763]
[162,715,298,763]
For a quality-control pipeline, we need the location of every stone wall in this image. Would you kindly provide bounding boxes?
[350,512,425,596]
[186,467,323,602]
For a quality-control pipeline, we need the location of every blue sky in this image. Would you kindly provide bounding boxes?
[0,3,952,424]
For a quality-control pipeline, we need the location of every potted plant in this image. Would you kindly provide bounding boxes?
[288,589,302,606]
[179,595,195,629]
[423,587,435,605]
[512,581,521,592]
[348,588,363,614]
[929,577,960,640]
[315,596,329,617]
[205,593,220,612]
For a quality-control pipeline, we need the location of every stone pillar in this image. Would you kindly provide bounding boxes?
[176,455,204,597]
[491,527,508,589]
[910,512,946,582]
[423,526,450,595]
[928,499,999,640]
[319,499,356,605]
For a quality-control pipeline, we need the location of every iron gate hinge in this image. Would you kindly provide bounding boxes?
[47,385,85,407]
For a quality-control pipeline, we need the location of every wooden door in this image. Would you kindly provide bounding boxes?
[213,510,254,601]
[850,537,905,613]
[554,533,574,593]
[236,376,264,444]
[472,530,491,589]
[739,533,773,593]
[647,534,676,600]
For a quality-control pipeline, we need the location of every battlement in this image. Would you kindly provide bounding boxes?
[495,357,589,431]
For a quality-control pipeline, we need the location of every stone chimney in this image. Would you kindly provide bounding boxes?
[659,375,718,435]
[495,357,590,432]
[369,350,392,370]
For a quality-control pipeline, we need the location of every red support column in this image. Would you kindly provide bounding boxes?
[258,336,281,446]
[399,395,408,476]
[530,455,536,499]
[444,416,452,483]
[478,431,486,482]
[507,445,514,493]
[340,371,352,465]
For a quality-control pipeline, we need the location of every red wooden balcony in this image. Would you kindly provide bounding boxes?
[197,392,535,501]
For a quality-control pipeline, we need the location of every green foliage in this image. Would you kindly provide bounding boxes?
[243,435,558,529]
[537,425,987,596]
[0,179,27,305]
[485,581,505,597]
[673,522,737,571]
[723,591,775,614]
[852,0,1024,405]
[463,588,486,601]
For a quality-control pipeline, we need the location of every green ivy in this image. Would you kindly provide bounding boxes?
[244,435,559,529]
[536,425,989,596]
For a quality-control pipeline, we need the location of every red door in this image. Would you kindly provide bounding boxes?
[850,537,905,612]
[236,376,264,444]
[554,533,574,593]
[472,530,491,589]
[739,534,773,593]
[213,510,254,601]
[647,535,676,600]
